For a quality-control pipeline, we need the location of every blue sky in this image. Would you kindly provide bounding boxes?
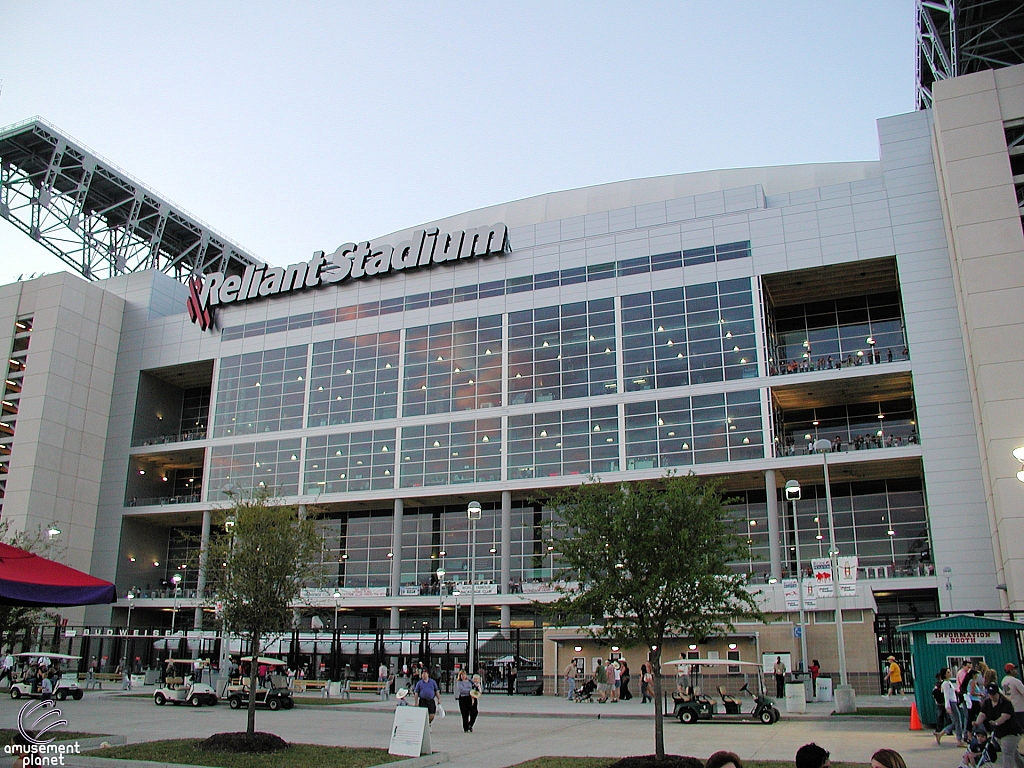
[0,1,916,282]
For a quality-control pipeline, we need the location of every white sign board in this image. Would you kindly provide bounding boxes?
[811,558,834,597]
[802,578,817,609]
[837,556,858,583]
[389,706,431,757]
[926,631,1000,645]
[782,578,800,610]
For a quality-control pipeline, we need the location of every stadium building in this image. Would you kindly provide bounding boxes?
[1,8,1024,693]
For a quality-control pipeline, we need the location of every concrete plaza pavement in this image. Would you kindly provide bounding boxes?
[0,689,953,768]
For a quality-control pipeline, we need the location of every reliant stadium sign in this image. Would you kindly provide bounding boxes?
[186,223,509,330]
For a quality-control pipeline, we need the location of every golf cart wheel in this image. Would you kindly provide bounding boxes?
[206,696,217,706]
[679,709,696,724]
[10,688,20,699]
[190,695,202,707]
[56,690,67,701]
[268,697,281,711]
[772,708,781,723]
[283,699,294,710]
[72,690,83,701]
[760,710,773,724]
[154,692,166,706]
[228,696,241,710]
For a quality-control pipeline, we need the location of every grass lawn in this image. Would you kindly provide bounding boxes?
[508,759,870,768]
[97,740,401,768]
[0,729,110,742]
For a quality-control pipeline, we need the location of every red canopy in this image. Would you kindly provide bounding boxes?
[0,542,116,607]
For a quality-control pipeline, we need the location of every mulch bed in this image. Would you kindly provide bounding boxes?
[607,757,704,768]
[199,732,289,753]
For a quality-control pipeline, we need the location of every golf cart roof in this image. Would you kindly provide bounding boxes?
[240,656,287,665]
[13,653,81,660]
[663,658,763,669]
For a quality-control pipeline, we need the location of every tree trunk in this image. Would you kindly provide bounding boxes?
[247,633,259,737]
[650,646,664,760]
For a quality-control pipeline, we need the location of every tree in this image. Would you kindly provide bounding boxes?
[205,490,320,737]
[545,472,761,759]
[0,520,60,654]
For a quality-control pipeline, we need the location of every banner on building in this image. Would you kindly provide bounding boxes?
[811,558,834,597]
[782,578,800,610]
[926,631,1000,645]
[802,578,817,609]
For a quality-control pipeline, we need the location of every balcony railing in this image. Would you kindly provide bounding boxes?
[127,493,201,507]
[131,429,208,448]
[769,347,909,376]
[774,433,918,457]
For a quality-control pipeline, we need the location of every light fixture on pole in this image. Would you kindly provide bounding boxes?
[170,573,182,633]
[467,500,481,672]
[784,479,808,671]
[436,568,446,629]
[1013,446,1024,482]
[46,525,60,559]
[333,590,341,630]
[813,438,853,711]
[126,591,135,628]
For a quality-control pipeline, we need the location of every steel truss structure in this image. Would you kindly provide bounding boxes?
[0,118,261,283]
[917,0,1024,109]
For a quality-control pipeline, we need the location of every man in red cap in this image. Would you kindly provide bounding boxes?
[1003,662,1024,732]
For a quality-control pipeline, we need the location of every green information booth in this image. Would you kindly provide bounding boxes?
[897,615,1024,727]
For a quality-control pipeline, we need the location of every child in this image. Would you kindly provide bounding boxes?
[960,724,997,767]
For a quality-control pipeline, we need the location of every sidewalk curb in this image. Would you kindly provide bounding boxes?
[371,752,450,768]
[9,749,449,768]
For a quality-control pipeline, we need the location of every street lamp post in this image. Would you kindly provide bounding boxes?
[170,573,182,633]
[46,525,60,559]
[467,501,481,673]
[333,590,341,630]
[436,568,446,629]
[784,480,808,671]
[813,438,853,712]
[126,591,135,628]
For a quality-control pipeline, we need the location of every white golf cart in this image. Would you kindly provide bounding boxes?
[663,658,780,725]
[224,656,293,711]
[9,653,84,701]
[153,659,218,707]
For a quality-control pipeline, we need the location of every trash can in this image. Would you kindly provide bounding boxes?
[130,674,146,688]
[785,681,806,713]
[816,676,833,702]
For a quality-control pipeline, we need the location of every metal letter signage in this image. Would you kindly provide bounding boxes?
[186,223,510,329]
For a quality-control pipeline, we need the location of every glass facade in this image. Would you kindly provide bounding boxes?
[304,429,397,494]
[207,437,302,499]
[399,418,501,488]
[308,332,400,427]
[212,345,307,437]
[508,405,619,479]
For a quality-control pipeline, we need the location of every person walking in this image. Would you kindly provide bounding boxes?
[619,660,632,700]
[594,658,608,703]
[932,669,950,736]
[506,663,516,696]
[809,659,820,697]
[1002,662,1024,732]
[936,665,966,747]
[639,663,651,703]
[0,652,13,688]
[964,668,984,731]
[414,669,440,724]
[606,659,617,702]
[563,660,576,700]
[883,655,903,698]
[976,682,1024,768]
[773,657,786,699]
[610,660,621,702]
[455,669,475,732]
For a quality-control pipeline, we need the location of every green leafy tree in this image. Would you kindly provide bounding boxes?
[0,520,60,654]
[205,490,320,737]
[546,473,761,759]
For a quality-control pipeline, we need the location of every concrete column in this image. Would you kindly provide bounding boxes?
[194,508,211,629]
[765,470,781,582]
[298,504,307,520]
[390,499,403,631]
[501,491,512,629]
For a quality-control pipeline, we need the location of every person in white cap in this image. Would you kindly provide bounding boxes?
[1003,662,1024,732]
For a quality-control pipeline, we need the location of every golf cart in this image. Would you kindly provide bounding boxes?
[225,656,293,711]
[153,659,218,707]
[664,658,780,725]
[9,653,84,701]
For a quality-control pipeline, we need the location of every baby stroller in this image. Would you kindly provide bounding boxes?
[958,725,999,767]
[573,679,597,703]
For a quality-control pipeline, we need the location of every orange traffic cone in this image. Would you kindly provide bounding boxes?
[909,702,922,731]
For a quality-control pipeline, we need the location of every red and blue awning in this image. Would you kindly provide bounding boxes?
[0,542,116,607]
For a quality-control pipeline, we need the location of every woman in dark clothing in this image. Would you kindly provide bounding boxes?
[455,670,475,732]
[619,661,632,700]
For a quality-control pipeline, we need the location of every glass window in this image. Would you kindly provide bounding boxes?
[207,437,302,499]
[212,345,308,437]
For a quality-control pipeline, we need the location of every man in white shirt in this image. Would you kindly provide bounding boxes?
[1003,662,1024,732]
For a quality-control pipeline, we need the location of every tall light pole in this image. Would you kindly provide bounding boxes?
[436,568,446,629]
[46,525,60,559]
[784,480,808,671]
[467,501,481,673]
[126,591,135,628]
[813,438,852,710]
[170,573,182,633]
[333,590,341,630]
